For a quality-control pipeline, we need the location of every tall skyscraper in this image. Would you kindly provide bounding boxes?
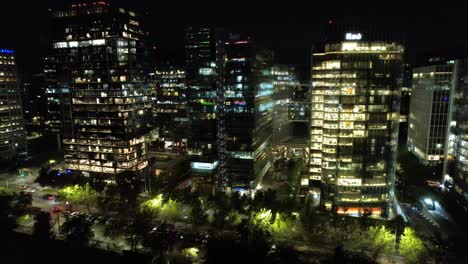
[185,26,224,189]
[287,84,311,146]
[408,61,454,164]
[22,73,47,134]
[271,65,298,146]
[443,60,468,203]
[0,49,27,164]
[44,55,72,137]
[221,34,274,192]
[310,31,404,217]
[51,1,152,176]
[399,64,412,143]
[152,66,188,154]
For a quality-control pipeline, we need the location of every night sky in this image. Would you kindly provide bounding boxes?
[2,0,468,80]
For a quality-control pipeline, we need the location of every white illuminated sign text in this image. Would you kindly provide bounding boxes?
[345,33,362,40]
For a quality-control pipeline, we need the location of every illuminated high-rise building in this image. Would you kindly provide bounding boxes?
[0,49,27,164]
[221,33,274,191]
[288,83,314,198]
[51,1,152,176]
[398,64,412,143]
[271,65,299,146]
[408,61,455,164]
[442,60,468,202]
[152,66,188,153]
[310,31,403,216]
[185,26,224,189]
[271,67,311,197]
[44,55,72,137]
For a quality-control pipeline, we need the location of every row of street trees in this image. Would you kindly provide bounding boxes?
[31,162,432,263]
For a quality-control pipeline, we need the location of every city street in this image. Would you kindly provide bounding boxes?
[401,197,461,248]
[2,166,62,213]
[2,165,133,252]
[401,203,439,239]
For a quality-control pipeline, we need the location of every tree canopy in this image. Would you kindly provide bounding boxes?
[399,227,427,263]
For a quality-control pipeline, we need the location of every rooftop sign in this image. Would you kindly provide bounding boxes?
[345,33,362,40]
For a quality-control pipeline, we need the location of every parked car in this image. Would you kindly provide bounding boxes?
[96,215,109,224]
[70,211,83,217]
[86,214,97,223]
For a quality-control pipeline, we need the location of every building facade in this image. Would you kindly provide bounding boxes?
[399,64,412,143]
[285,84,311,148]
[310,33,404,216]
[51,1,152,176]
[271,65,298,146]
[408,61,454,163]
[0,49,27,164]
[152,66,188,154]
[443,60,468,203]
[221,34,274,191]
[22,73,47,135]
[44,55,72,138]
[185,26,224,189]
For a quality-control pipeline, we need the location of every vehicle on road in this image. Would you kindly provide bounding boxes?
[42,194,55,200]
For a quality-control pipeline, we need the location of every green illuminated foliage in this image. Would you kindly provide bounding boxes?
[58,184,97,213]
[250,208,298,241]
[399,227,427,263]
[367,225,396,256]
[271,212,297,241]
[140,194,185,221]
[227,210,242,226]
[251,208,272,229]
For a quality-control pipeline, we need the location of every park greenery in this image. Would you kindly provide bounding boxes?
[60,214,94,247]
[399,227,428,263]
[4,160,434,263]
[132,187,429,263]
[140,193,188,221]
[58,184,97,213]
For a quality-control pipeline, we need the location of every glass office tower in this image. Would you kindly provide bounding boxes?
[310,33,403,216]
[443,60,468,203]
[399,64,412,143]
[51,1,152,176]
[0,49,27,164]
[408,61,454,164]
[44,55,72,136]
[152,66,188,154]
[271,65,299,146]
[222,34,274,192]
[185,26,224,189]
